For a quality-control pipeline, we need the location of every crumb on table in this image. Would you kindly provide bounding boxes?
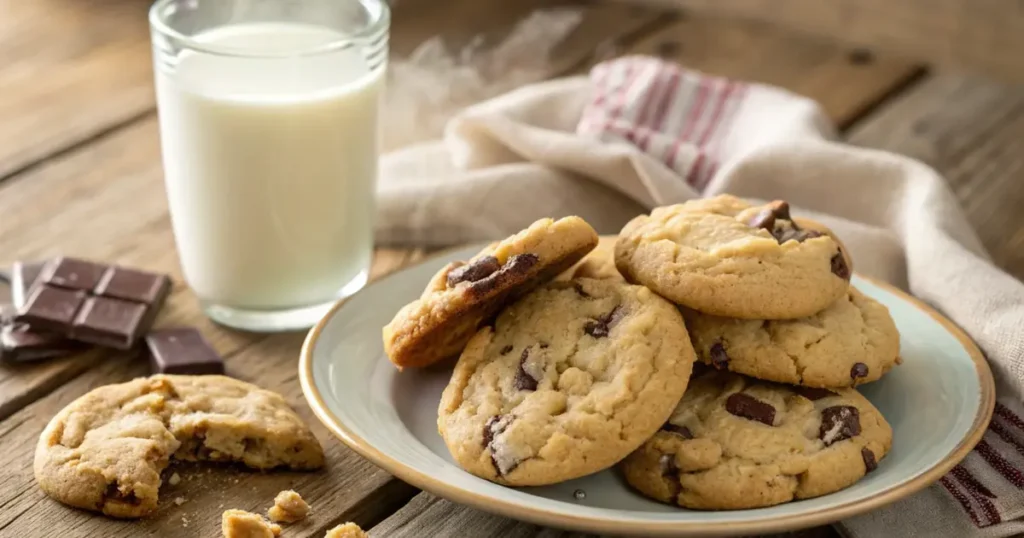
[267,489,311,523]
[222,509,282,538]
[168,472,181,486]
[324,522,368,538]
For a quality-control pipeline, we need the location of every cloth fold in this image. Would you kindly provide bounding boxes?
[377,56,1024,537]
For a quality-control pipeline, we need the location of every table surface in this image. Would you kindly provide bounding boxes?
[2,1,1022,537]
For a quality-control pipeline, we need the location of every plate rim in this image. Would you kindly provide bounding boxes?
[299,246,996,537]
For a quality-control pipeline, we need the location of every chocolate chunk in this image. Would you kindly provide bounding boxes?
[794,387,838,401]
[16,258,170,350]
[709,342,729,370]
[725,393,776,426]
[661,423,694,439]
[467,254,539,296]
[583,306,624,339]
[483,416,500,447]
[831,252,851,280]
[746,207,777,231]
[861,448,877,472]
[773,227,822,244]
[583,320,609,338]
[145,328,225,375]
[1,318,82,363]
[658,453,679,476]
[483,414,516,475]
[603,305,625,328]
[513,347,538,391]
[765,200,791,221]
[447,256,501,288]
[499,345,513,355]
[850,362,869,380]
[819,405,861,446]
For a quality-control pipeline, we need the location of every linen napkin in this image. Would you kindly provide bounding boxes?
[377,56,1024,537]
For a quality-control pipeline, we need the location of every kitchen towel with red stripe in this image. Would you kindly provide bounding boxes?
[377,56,1024,536]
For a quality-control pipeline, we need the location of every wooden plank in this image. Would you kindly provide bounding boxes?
[616,11,925,128]
[0,0,154,179]
[612,0,1024,85]
[0,330,418,537]
[368,493,840,537]
[847,73,1024,281]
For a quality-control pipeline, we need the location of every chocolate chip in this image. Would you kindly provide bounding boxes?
[861,448,877,472]
[539,343,549,349]
[468,253,539,296]
[746,207,777,231]
[831,252,851,280]
[583,305,624,339]
[658,453,679,476]
[573,282,590,298]
[793,387,838,401]
[661,423,694,439]
[850,362,869,380]
[773,226,822,244]
[603,305,625,327]
[483,415,516,475]
[483,416,499,447]
[725,393,776,426]
[447,256,501,287]
[819,405,861,446]
[766,200,791,221]
[499,345,513,355]
[583,320,608,338]
[709,342,729,370]
[514,348,539,391]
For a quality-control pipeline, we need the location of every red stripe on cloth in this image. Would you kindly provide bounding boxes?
[666,77,713,170]
[623,63,668,147]
[976,439,1024,488]
[685,81,738,186]
[995,402,1024,432]
[607,63,640,126]
[941,475,984,527]
[989,419,1024,459]
[950,465,1002,526]
[638,69,682,151]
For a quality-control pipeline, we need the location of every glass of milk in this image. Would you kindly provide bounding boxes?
[149,0,388,331]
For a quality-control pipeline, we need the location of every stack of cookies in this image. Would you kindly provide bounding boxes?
[382,194,900,511]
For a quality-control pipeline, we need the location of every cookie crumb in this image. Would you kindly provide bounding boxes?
[168,472,181,486]
[181,515,189,528]
[267,490,311,523]
[222,509,282,538]
[324,522,368,538]
[174,496,186,506]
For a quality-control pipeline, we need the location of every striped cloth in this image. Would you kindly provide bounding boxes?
[377,56,1024,536]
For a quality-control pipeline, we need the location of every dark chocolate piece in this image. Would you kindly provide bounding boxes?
[861,448,877,472]
[513,347,538,391]
[832,252,852,280]
[794,386,838,401]
[819,405,861,446]
[499,345,513,355]
[0,303,81,362]
[583,305,624,339]
[11,261,45,308]
[661,423,694,439]
[850,362,869,380]
[446,256,501,288]
[16,257,170,350]
[709,342,729,370]
[725,393,776,426]
[467,254,539,296]
[145,328,224,375]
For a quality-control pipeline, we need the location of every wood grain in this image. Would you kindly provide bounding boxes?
[847,73,1024,281]
[614,0,1024,85]
[615,11,924,128]
[0,0,154,179]
[367,493,840,538]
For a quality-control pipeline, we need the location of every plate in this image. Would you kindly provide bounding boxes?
[300,243,995,536]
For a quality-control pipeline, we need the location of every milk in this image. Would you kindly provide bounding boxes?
[155,23,382,311]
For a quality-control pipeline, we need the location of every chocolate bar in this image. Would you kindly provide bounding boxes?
[17,257,171,350]
[11,261,44,308]
[146,328,225,375]
[0,304,82,362]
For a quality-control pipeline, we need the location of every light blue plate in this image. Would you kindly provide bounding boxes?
[300,244,995,537]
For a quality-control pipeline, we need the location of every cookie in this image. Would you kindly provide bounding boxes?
[325,523,368,538]
[438,278,696,486]
[615,195,852,319]
[267,490,311,523]
[383,216,598,369]
[35,375,324,518]
[222,509,282,538]
[685,287,900,388]
[558,236,624,282]
[622,370,891,510]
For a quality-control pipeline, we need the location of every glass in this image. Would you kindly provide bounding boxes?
[149,0,388,332]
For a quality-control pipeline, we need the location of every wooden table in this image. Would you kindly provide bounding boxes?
[1,1,1022,536]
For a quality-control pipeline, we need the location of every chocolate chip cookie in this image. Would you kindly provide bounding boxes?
[35,375,324,518]
[438,278,696,486]
[685,287,900,388]
[615,195,852,319]
[383,217,599,369]
[622,370,891,510]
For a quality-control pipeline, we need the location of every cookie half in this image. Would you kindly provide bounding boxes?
[622,370,891,510]
[383,216,598,369]
[685,287,900,388]
[438,278,695,486]
[34,375,324,518]
[615,195,852,319]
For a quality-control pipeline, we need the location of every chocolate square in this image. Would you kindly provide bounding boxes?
[146,328,224,375]
[96,267,171,304]
[19,286,86,332]
[72,296,147,349]
[42,257,108,291]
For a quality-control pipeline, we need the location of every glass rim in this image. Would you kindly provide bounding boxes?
[148,0,390,59]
